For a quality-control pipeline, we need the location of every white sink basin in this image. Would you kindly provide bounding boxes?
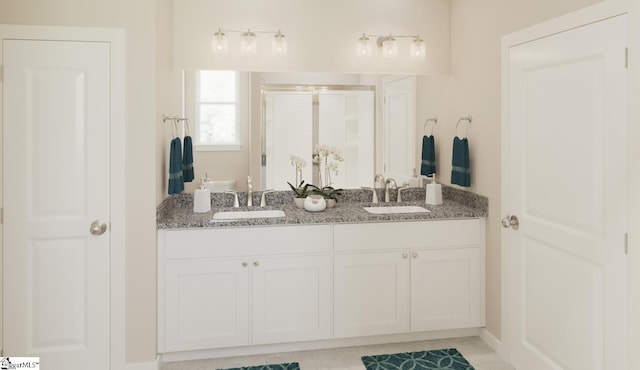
[363,205,430,214]
[212,210,286,220]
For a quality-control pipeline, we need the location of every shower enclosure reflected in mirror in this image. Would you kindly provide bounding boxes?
[261,85,375,190]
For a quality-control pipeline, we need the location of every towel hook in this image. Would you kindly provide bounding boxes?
[455,115,472,139]
[423,117,438,136]
[163,114,187,123]
[163,114,189,138]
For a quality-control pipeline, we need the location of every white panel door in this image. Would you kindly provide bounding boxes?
[252,255,331,345]
[383,75,416,184]
[3,40,111,369]
[507,15,627,370]
[334,252,410,338]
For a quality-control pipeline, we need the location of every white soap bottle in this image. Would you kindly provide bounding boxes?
[425,173,443,205]
[193,177,211,213]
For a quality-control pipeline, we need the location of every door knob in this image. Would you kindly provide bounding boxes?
[501,215,519,230]
[90,220,108,235]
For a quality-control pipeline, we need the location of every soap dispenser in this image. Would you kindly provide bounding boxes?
[425,174,443,205]
[193,177,211,213]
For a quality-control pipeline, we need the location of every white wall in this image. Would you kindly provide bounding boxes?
[416,74,453,181]
[172,0,451,75]
[449,0,603,342]
[157,0,182,203]
[0,0,158,365]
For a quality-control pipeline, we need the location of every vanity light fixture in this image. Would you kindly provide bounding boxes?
[211,28,288,56]
[357,33,426,60]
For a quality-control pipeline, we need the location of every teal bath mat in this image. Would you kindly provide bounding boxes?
[362,348,475,370]
[218,363,300,370]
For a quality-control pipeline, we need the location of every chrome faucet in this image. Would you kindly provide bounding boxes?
[374,174,385,189]
[384,178,397,203]
[217,190,239,208]
[260,189,275,207]
[361,187,379,204]
[246,176,253,207]
[397,186,410,202]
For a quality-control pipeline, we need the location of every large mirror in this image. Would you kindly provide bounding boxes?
[182,71,421,192]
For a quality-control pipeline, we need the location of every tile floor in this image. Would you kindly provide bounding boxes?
[160,336,515,370]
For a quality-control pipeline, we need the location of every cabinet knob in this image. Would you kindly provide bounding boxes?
[402,253,408,259]
[412,252,418,258]
[242,261,248,267]
[253,261,259,267]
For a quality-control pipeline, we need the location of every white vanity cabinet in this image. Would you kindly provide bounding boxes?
[158,225,332,353]
[333,219,485,338]
[157,217,485,357]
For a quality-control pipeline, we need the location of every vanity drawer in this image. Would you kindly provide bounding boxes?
[160,224,331,260]
[333,219,483,252]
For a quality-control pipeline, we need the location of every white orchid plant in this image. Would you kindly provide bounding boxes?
[289,155,306,185]
[287,155,309,198]
[313,144,344,188]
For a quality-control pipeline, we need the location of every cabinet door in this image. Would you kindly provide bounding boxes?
[252,255,331,344]
[411,248,483,331]
[163,259,250,351]
[334,252,410,338]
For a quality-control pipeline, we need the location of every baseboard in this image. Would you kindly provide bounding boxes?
[478,328,502,357]
[160,328,480,363]
[124,357,159,370]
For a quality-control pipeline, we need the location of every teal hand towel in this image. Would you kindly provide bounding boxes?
[182,135,194,182]
[420,135,436,176]
[168,138,184,194]
[451,137,470,187]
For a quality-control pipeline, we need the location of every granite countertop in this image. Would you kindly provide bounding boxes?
[157,186,488,230]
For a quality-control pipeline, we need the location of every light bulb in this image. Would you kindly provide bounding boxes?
[211,28,228,55]
[411,36,426,60]
[381,36,397,59]
[271,31,288,56]
[240,30,257,56]
[356,33,372,58]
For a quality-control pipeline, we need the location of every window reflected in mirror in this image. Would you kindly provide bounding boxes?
[186,70,249,151]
